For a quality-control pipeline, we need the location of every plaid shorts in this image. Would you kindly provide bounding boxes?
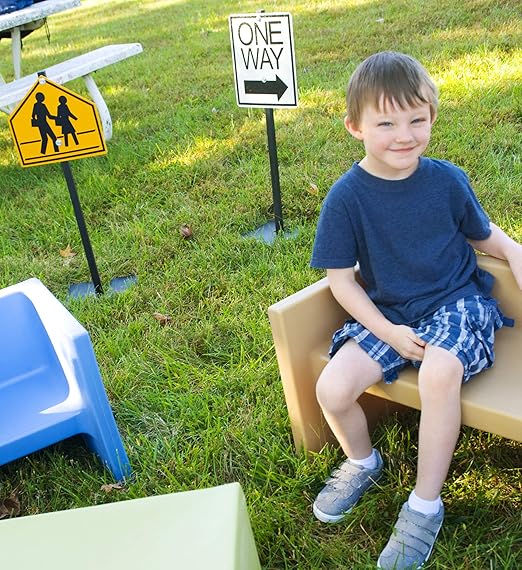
[329,296,514,383]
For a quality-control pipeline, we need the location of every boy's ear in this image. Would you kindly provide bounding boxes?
[344,115,364,140]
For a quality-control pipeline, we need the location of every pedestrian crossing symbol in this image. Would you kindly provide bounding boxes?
[8,76,107,167]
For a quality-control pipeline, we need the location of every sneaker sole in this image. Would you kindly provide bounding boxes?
[312,502,352,523]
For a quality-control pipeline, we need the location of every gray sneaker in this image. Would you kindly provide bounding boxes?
[312,450,383,523]
[377,501,444,569]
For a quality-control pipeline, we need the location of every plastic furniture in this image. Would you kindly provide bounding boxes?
[0,277,131,480]
[269,254,522,452]
[0,483,261,569]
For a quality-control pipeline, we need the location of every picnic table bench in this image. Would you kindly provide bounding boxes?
[0,42,143,140]
[268,254,522,452]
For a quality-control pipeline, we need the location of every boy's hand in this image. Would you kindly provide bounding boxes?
[385,325,426,361]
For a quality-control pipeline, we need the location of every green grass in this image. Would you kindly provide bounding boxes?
[0,0,521,567]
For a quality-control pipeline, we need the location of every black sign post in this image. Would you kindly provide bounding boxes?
[241,107,289,243]
[266,107,284,234]
[61,161,103,295]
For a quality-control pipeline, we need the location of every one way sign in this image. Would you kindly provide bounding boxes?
[229,12,298,108]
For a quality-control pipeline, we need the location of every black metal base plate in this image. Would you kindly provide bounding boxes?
[242,220,298,244]
[68,275,137,298]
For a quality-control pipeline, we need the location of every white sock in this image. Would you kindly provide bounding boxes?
[349,449,378,470]
[408,490,443,515]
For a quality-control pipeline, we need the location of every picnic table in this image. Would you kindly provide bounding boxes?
[0,43,143,140]
[0,0,80,80]
[0,1,142,142]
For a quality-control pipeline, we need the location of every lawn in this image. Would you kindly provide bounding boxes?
[0,0,520,568]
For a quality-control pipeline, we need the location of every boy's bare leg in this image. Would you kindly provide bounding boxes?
[316,340,383,459]
[415,344,464,500]
[314,340,385,523]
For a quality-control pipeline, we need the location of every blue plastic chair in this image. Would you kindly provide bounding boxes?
[0,278,131,481]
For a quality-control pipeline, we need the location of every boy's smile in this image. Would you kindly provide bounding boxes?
[345,98,435,180]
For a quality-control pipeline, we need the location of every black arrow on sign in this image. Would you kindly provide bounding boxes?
[244,75,288,100]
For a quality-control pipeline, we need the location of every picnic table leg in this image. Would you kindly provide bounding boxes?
[82,73,112,141]
[11,27,22,80]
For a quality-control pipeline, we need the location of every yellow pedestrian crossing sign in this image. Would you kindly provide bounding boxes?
[8,76,107,167]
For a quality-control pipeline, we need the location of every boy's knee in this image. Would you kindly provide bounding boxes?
[418,347,463,399]
[316,341,382,413]
[316,367,359,414]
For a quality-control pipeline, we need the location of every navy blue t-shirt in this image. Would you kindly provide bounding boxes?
[310,158,494,324]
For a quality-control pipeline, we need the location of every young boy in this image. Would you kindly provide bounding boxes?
[310,51,522,569]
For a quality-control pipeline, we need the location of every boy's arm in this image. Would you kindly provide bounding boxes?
[327,268,426,360]
[468,223,522,289]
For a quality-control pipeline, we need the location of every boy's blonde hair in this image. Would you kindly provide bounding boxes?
[346,51,438,126]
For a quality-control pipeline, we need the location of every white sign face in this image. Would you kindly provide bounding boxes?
[229,12,298,109]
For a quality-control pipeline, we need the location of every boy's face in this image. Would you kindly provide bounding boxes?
[345,96,435,180]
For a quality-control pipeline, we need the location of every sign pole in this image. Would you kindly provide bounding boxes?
[229,11,298,243]
[61,161,103,295]
[265,107,284,233]
[8,74,136,297]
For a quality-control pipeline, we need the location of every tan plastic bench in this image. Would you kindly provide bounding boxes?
[268,254,522,452]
